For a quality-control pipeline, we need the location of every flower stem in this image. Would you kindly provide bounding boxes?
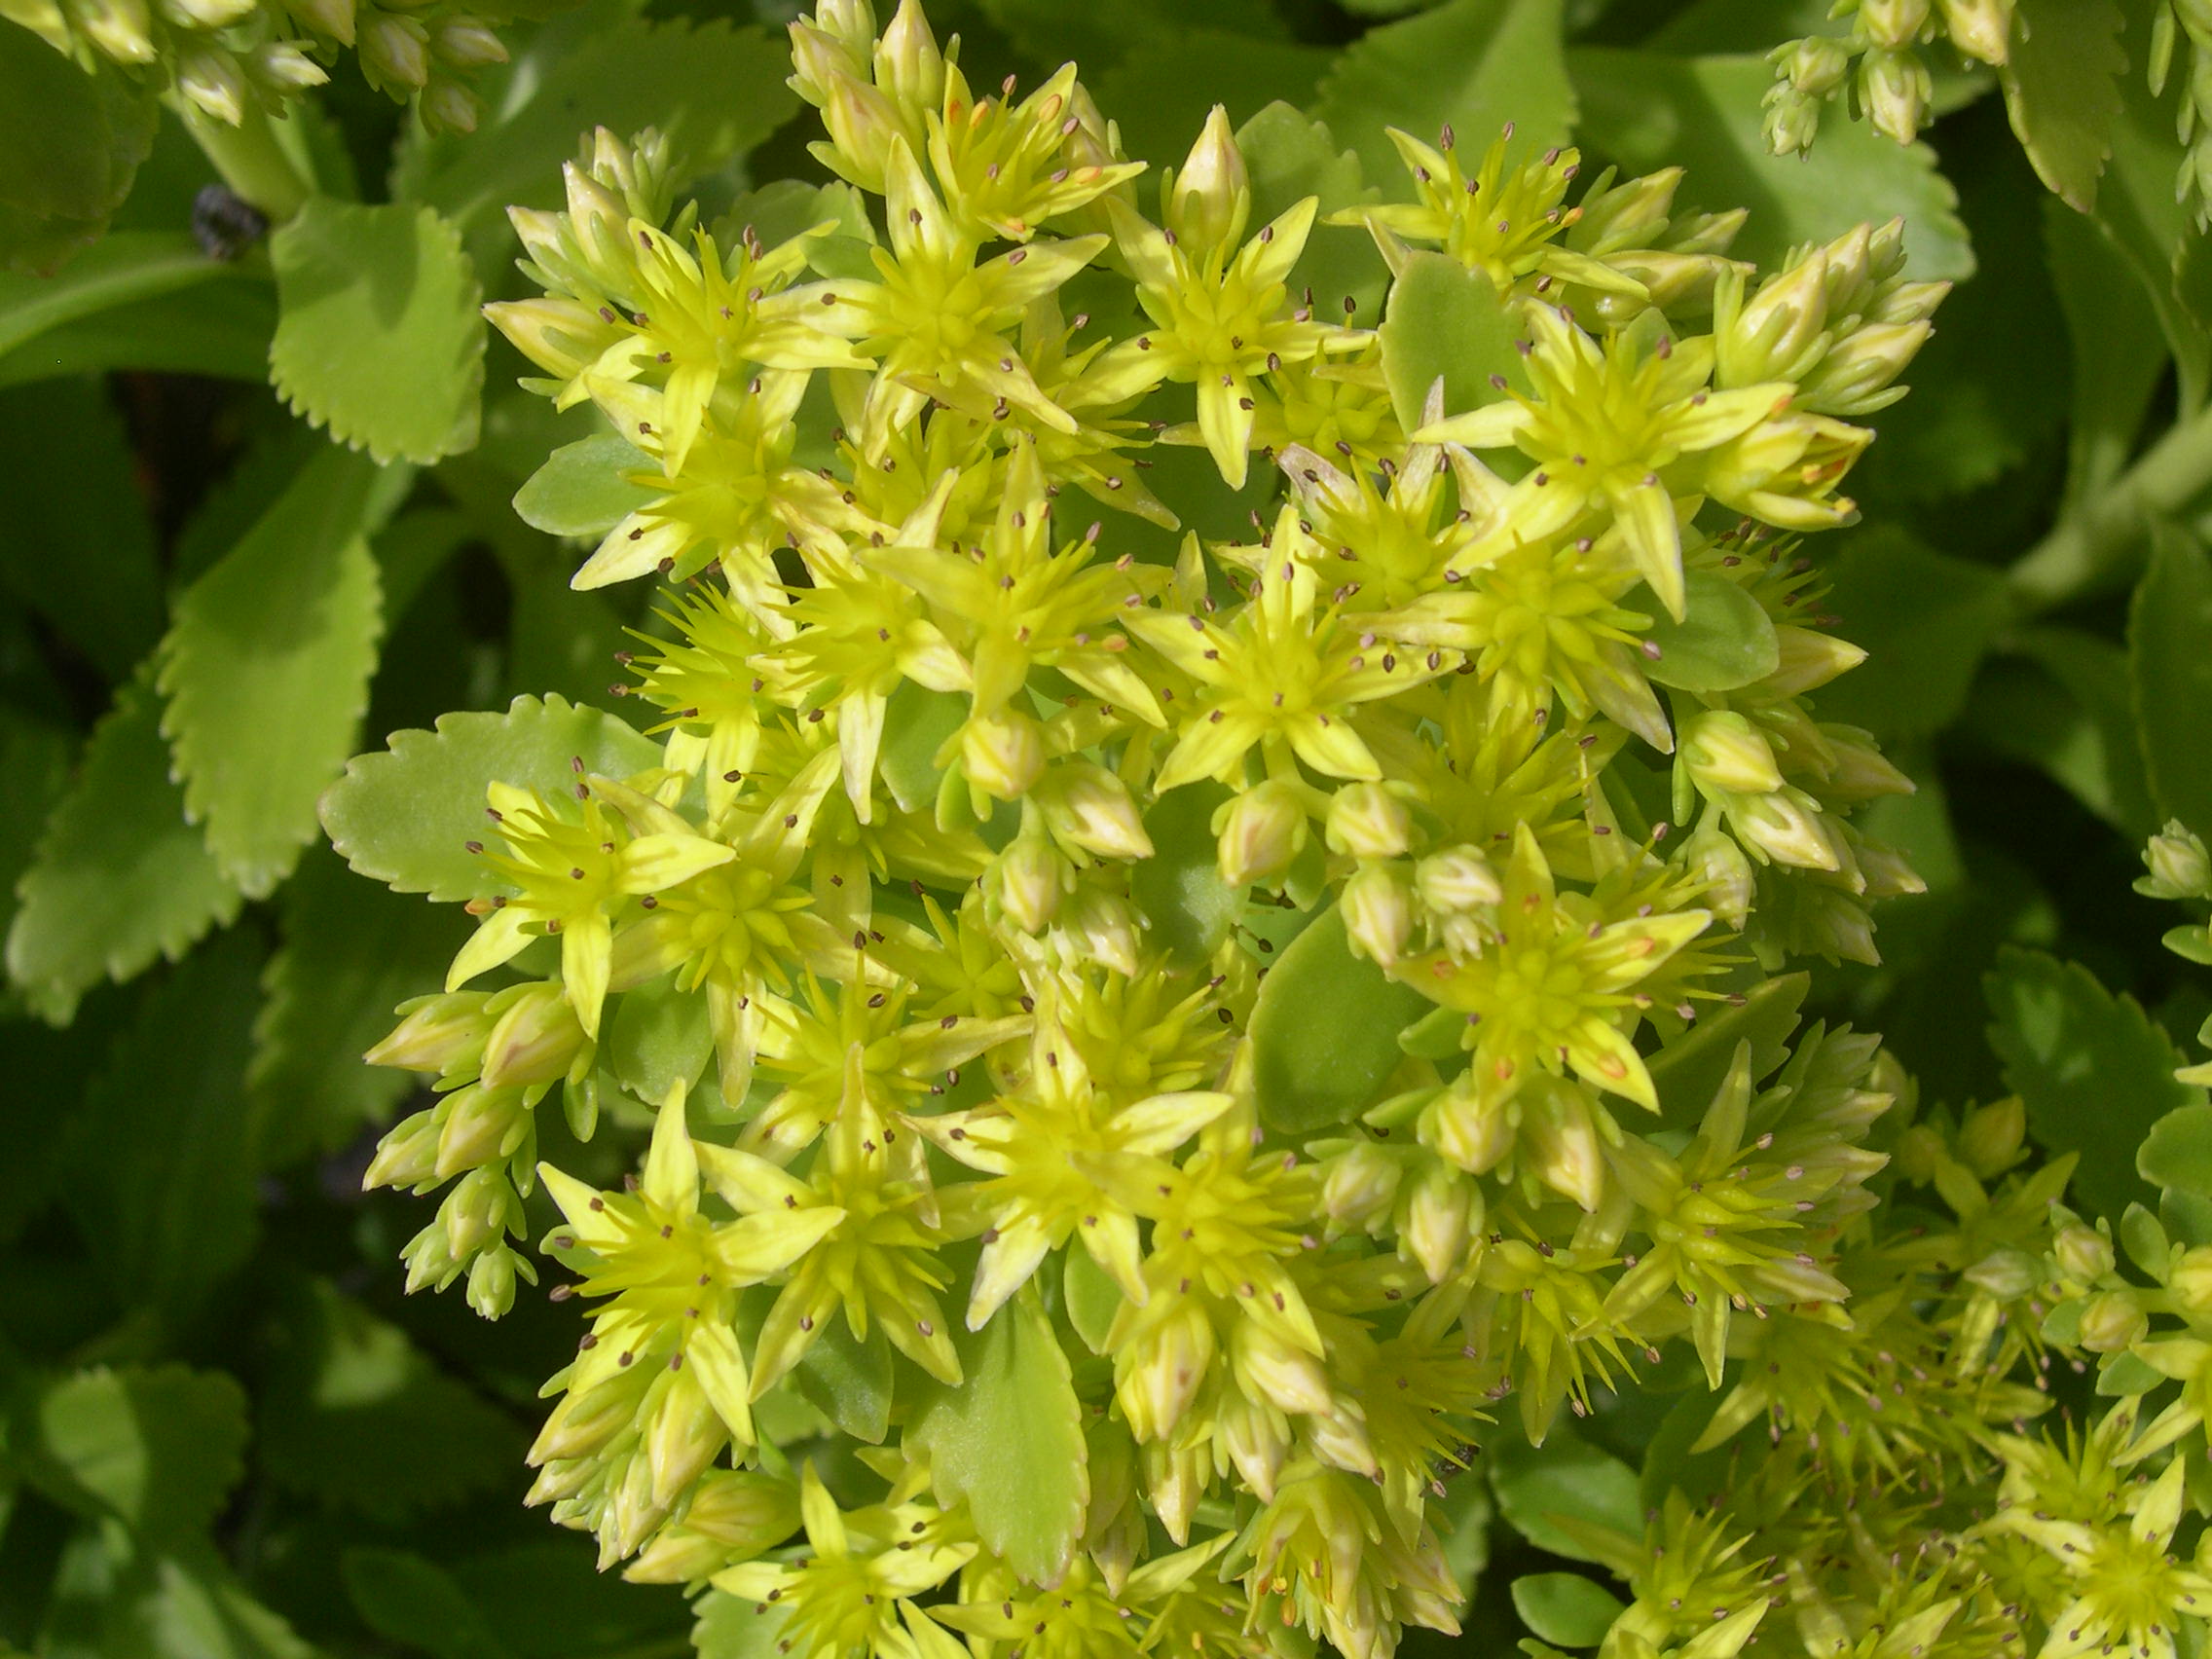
[2009,400,2212,613]
[169,98,313,223]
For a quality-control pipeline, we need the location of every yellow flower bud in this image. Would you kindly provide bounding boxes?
[1341,863,1415,967]
[961,707,1046,800]
[2054,1222,2116,1285]
[1167,105,1250,255]
[1680,711,1785,796]
[2170,1247,2212,1315]
[1214,779,1308,890]
[1956,1096,2026,1179]
[2078,1290,2149,1353]
[1324,782,1413,860]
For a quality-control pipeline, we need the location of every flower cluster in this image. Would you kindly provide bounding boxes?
[337,3,2095,1655]
[1760,0,2014,154]
[2,0,529,131]
[2152,2,2212,225]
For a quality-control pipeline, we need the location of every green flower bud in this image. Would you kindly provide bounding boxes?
[1762,83,1825,157]
[466,1243,519,1319]
[481,982,589,1089]
[1401,1158,1475,1283]
[2054,1222,2116,1284]
[962,707,1047,800]
[1763,625,1868,696]
[1715,254,1830,388]
[1122,1301,1215,1441]
[1231,1318,1332,1415]
[435,1082,529,1178]
[441,1166,514,1259]
[359,10,430,92]
[1423,1069,1514,1175]
[1892,1124,1943,1182]
[1860,48,1931,144]
[2170,1247,2212,1315]
[1964,1247,2039,1301]
[1414,845,1502,914]
[159,0,254,31]
[364,1107,442,1191]
[2078,1289,2149,1352]
[367,990,494,1076]
[816,69,903,194]
[251,41,329,96]
[74,0,154,62]
[176,46,247,125]
[986,832,1070,932]
[871,0,942,123]
[401,1215,461,1294]
[283,0,353,44]
[1058,882,1141,977]
[1341,862,1415,966]
[1775,33,1853,97]
[1798,319,1935,417]
[1861,0,1932,50]
[1036,761,1153,862]
[626,1470,800,1584]
[1324,781,1413,860]
[2144,823,2212,899]
[1680,711,1785,796]
[1734,789,1842,872]
[1682,824,1756,926]
[1939,0,2012,62]
[1214,779,1308,890]
[420,80,481,137]
[430,17,504,66]
[1320,1140,1402,1233]
[1956,1095,2025,1179]
[1167,105,1250,255]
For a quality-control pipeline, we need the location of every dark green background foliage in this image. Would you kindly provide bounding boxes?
[1,0,2209,1652]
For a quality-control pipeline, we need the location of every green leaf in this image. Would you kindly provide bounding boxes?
[28,1367,246,1549]
[1985,945,2205,1223]
[692,1590,792,1659]
[0,376,163,678]
[1814,530,2011,741]
[1062,1244,1124,1354]
[1645,973,1808,1124]
[344,1550,512,1659]
[0,276,275,388]
[1641,571,1780,693]
[512,434,656,539]
[320,693,663,903]
[2046,199,2168,509]
[247,845,470,1168]
[1490,1426,1641,1564]
[1960,631,2158,835]
[2130,528,2212,841]
[1094,30,1331,180]
[1379,251,1522,431]
[793,1319,893,1446]
[2096,82,2208,408]
[876,682,968,817]
[60,926,263,1311]
[1569,50,1973,281]
[259,1277,522,1522]
[1130,782,1241,967]
[1236,103,1388,324]
[1511,1573,1627,1648]
[2000,0,2126,211]
[404,16,798,229]
[39,1531,318,1659]
[908,1293,1088,1588]
[158,447,396,898]
[1251,904,1430,1134]
[0,231,231,359]
[1315,0,1576,195]
[606,972,715,1107]
[2141,1105,2212,1198]
[269,198,485,466]
[0,26,156,271]
[6,672,243,1024]
[0,710,73,961]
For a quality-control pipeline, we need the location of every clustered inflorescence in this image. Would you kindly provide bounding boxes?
[347,5,2211,1657]
[1760,0,2014,155]
[5,0,531,133]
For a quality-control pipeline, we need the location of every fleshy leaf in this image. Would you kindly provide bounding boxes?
[1999,0,2125,212]
[907,1292,1088,1588]
[513,434,657,539]
[269,198,485,466]
[1252,903,1430,1134]
[1489,1425,1642,1564]
[1378,250,1522,431]
[2129,527,2212,842]
[1129,781,1241,966]
[2142,1106,2212,1200]
[1816,530,2009,741]
[1645,973,1808,1124]
[1641,571,1779,693]
[1985,944,2204,1223]
[0,28,157,273]
[6,670,244,1024]
[1237,102,1387,322]
[793,1319,894,1446]
[320,693,663,903]
[30,1365,247,1549]
[1315,0,1575,191]
[158,446,398,898]
[1511,1572,1627,1648]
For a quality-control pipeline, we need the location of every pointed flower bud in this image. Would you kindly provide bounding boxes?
[2054,1222,2116,1285]
[1167,105,1251,255]
[1036,761,1153,862]
[360,11,430,91]
[962,708,1046,800]
[1324,782,1413,860]
[2143,822,2212,900]
[1214,779,1309,890]
[1320,1140,1403,1233]
[1680,711,1784,796]
[1681,823,1756,926]
[2170,1247,2212,1316]
[1341,862,1415,966]
[1414,845,1502,915]
[1956,1095,2025,1178]
[872,0,942,120]
[2078,1290,2149,1353]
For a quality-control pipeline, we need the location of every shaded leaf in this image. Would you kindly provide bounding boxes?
[0,28,156,271]
[1252,904,1430,1134]
[60,926,263,1313]
[1642,571,1780,693]
[0,710,73,963]
[908,1293,1088,1588]
[1986,945,2203,1222]
[270,198,485,466]
[1130,782,1240,967]
[344,1549,512,1659]
[793,1319,893,1446]
[248,844,470,1168]
[1316,0,1576,195]
[1490,1426,1641,1563]
[28,1367,247,1550]
[39,1530,316,1659]
[1815,529,2010,740]
[2142,1105,2212,1198]
[0,276,276,388]
[320,693,663,903]
[159,446,398,898]
[6,672,244,1025]
[1645,973,1808,1124]
[2000,0,2126,210]
[1095,30,1331,177]
[1236,103,1387,323]
[0,231,230,359]
[606,972,715,1107]
[1569,49,1972,280]
[1062,1246,1123,1355]
[2130,527,2212,840]
[2046,197,2168,509]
